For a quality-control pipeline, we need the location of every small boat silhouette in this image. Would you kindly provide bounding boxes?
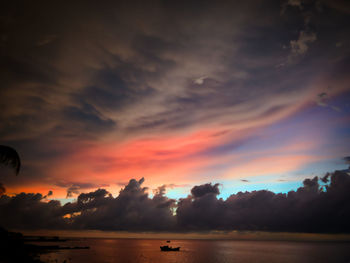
[160,245,180,251]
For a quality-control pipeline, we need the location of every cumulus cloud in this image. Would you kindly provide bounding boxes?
[55,182,110,198]
[65,178,176,231]
[0,193,67,229]
[1,171,350,233]
[321,173,331,183]
[177,170,350,232]
[191,183,220,198]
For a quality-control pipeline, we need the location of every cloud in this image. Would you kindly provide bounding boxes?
[287,0,302,8]
[0,178,174,230]
[336,42,343,48]
[0,193,67,229]
[55,182,110,198]
[316,91,342,112]
[281,0,327,65]
[322,0,350,14]
[1,170,350,233]
[36,34,58,46]
[62,102,116,134]
[177,169,350,232]
[0,183,5,195]
[191,183,220,198]
[281,0,303,14]
[0,0,349,198]
[115,181,129,187]
[240,179,250,182]
[66,186,80,198]
[193,76,208,85]
[152,183,190,195]
[321,173,331,183]
[290,31,317,56]
[64,178,176,231]
[316,92,328,107]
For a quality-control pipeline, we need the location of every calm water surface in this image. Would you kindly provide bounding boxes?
[39,239,350,263]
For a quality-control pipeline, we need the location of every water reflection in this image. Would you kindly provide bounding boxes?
[40,239,350,263]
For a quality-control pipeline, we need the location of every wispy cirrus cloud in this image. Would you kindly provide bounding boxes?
[0,0,349,198]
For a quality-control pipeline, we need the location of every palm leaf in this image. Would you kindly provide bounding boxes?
[0,145,21,175]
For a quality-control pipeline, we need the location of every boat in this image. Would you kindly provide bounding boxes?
[160,245,180,251]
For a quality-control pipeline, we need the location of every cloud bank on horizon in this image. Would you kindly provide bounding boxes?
[0,0,349,198]
[0,168,350,233]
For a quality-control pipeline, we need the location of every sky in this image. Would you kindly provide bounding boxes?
[0,0,349,210]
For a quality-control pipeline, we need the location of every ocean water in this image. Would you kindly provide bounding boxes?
[39,239,350,263]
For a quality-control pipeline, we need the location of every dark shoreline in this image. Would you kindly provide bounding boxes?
[0,227,89,263]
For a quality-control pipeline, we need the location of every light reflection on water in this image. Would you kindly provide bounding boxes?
[40,239,350,263]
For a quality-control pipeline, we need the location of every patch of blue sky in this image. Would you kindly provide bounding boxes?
[198,105,335,161]
[200,91,348,169]
[53,198,75,205]
[166,92,350,201]
[289,157,349,179]
[166,186,192,200]
[155,175,304,200]
[216,175,304,200]
[211,157,349,200]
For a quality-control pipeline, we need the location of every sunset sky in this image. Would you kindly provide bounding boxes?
[0,0,349,205]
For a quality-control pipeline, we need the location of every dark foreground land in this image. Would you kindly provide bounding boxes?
[0,227,89,263]
[0,227,43,263]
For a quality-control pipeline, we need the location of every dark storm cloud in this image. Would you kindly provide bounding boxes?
[1,170,350,232]
[62,178,176,231]
[54,181,110,198]
[0,193,67,229]
[0,178,176,230]
[177,170,350,232]
[191,183,220,198]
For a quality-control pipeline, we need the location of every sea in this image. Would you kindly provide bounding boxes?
[38,238,350,263]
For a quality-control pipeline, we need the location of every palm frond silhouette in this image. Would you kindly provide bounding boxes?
[0,145,21,175]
